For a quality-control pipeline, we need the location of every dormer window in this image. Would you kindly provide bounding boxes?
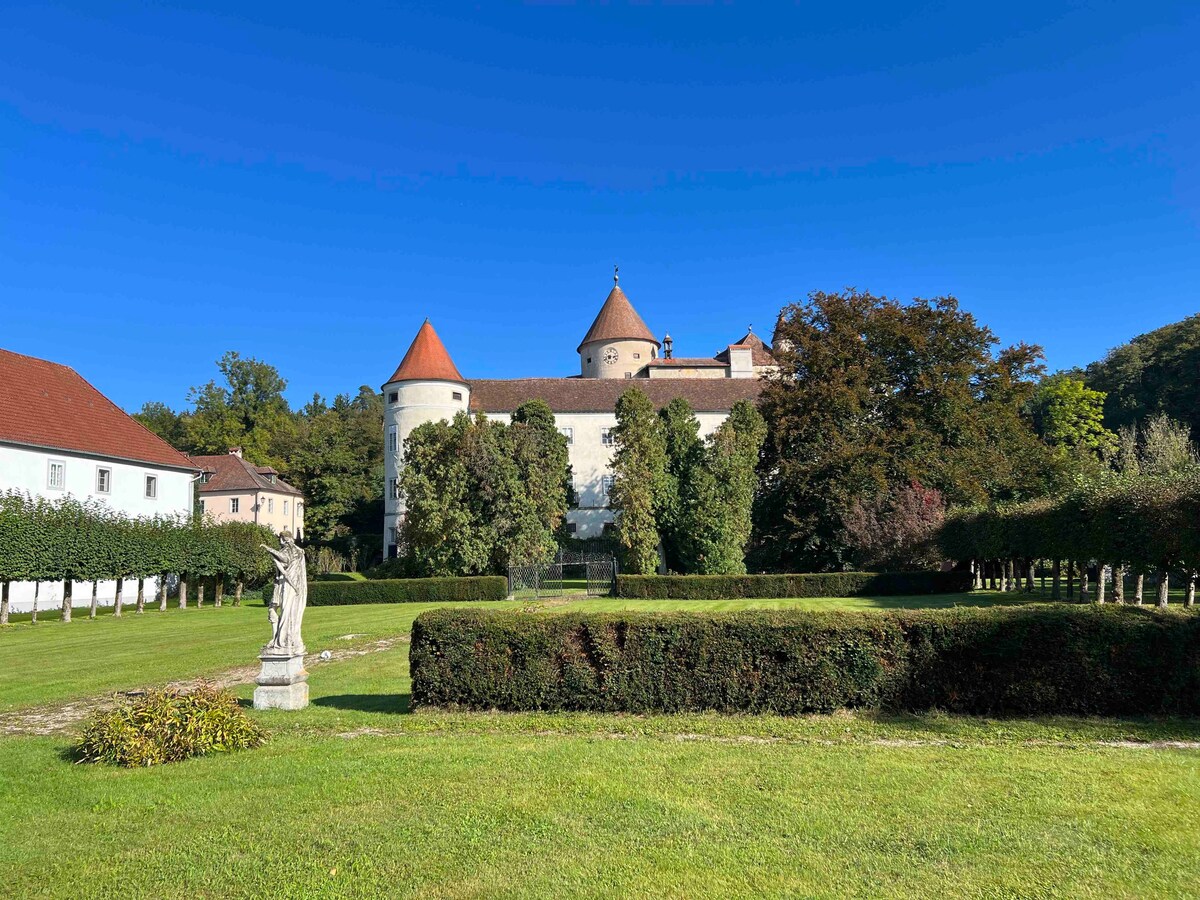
[268,474,277,484]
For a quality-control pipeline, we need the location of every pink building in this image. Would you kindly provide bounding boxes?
[192,448,304,539]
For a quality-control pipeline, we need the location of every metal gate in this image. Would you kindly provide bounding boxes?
[508,551,616,600]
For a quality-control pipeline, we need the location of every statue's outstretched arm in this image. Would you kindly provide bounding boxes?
[261,545,287,564]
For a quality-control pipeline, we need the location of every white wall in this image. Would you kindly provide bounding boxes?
[0,442,194,611]
[485,409,729,538]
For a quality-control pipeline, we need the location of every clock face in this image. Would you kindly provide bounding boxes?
[602,347,619,366]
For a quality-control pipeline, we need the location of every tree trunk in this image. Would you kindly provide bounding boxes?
[1080,564,1089,602]
[1051,559,1061,601]
[971,559,980,590]
[1025,558,1035,593]
[113,578,124,617]
[61,580,72,623]
[214,577,223,609]
[159,575,168,611]
[31,583,38,624]
[1096,564,1106,603]
[1114,565,1125,603]
[136,578,146,614]
[1186,574,1196,608]
[0,581,8,625]
[1040,563,1046,593]
[989,560,997,591]
[179,576,188,609]
[90,580,99,619]
[197,579,205,609]
[1156,570,1169,607]
[998,560,1007,592]
[234,580,244,607]
[1066,561,1075,599]
[1135,573,1144,606]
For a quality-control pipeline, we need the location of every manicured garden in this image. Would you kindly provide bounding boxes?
[2,595,1199,898]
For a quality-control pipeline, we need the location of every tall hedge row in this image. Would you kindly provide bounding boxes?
[306,576,508,606]
[0,491,276,622]
[410,606,1200,716]
[616,571,971,600]
[938,474,1200,576]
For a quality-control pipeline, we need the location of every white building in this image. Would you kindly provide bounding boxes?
[0,348,198,611]
[381,272,774,557]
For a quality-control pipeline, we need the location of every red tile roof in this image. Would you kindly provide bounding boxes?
[577,285,659,352]
[715,330,776,366]
[469,378,762,414]
[384,320,466,386]
[644,357,729,368]
[0,348,198,471]
[191,453,303,496]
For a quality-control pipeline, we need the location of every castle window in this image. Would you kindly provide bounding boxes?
[601,475,615,506]
[267,498,274,514]
[566,522,577,534]
[96,467,112,494]
[388,392,398,403]
[47,460,65,490]
[144,475,157,499]
[559,426,573,445]
[452,391,463,401]
[601,428,614,447]
[230,497,240,514]
[633,353,641,359]
[625,372,632,379]
[388,425,398,454]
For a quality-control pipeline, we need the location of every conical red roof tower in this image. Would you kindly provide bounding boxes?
[384,320,466,385]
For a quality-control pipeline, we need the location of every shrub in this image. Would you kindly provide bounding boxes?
[410,605,1200,716]
[76,687,267,767]
[615,571,971,600]
[307,576,508,605]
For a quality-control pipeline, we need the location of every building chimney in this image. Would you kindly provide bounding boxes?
[229,447,243,458]
[663,333,673,359]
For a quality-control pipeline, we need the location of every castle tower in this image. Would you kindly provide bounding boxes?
[381,320,470,558]
[577,268,660,379]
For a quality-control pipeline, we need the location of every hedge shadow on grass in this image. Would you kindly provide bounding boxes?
[312,693,411,714]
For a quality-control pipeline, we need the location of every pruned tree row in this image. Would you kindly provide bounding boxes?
[937,473,1200,607]
[0,492,277,624]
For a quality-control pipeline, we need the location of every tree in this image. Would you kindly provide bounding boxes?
[1028,375,1116,457]
[1139,414,1199,477]
[658,398,704,572]
[842,481,946,570]
[510,400,571,551]
[677,401,767,574]
[185,352,295,466]
[132,401,187,447]
[609,388,669,574]
[754,289,1059,572]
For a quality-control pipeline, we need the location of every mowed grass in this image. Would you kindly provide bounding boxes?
[2,592,1199,898]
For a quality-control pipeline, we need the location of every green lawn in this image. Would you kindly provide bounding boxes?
[2,593,1198,898]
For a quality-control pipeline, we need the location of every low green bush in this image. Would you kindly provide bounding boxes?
[615,571,971,600]
[76,687,267,767]
[410,605,1200,716]
[307,576,508,605]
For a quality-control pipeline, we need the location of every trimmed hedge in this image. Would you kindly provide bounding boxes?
[306,576,508,606]
[410,605,1200,716]
[616,571,971,600]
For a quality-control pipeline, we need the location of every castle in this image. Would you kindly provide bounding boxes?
[381,271,774,556]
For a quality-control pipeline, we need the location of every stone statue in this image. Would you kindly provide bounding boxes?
[262,533,307,655]
[253,533,310,710]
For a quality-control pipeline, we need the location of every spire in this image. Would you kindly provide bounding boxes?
[384,320,466,385]
[614,264,619,285]
[577,273,659,352]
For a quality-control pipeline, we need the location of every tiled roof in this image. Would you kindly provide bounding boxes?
[191,453,303,496]
[644,357,728,368]
[384,320,466,386]
[469,378,762,414]
[715,330,776,367]
[0,348,198,471]
[577,285,659,352]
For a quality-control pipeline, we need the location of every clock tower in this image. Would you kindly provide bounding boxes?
[577,268,660,379]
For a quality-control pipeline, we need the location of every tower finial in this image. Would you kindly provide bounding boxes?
[747,323,753,333]
[614,264,619,285]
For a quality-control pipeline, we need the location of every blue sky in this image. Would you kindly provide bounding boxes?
[2,2,1197,412]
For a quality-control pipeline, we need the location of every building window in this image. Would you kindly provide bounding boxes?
[452,391,463,401]
[267,474,276,484]
[144,475,157,499]
[388,425,398,454]
[199,499,206,513]
[96,467,112,494]
[601,428,614,446]
[199,472,211,484]
[283,500,289,515]
[586,357,592,365]
[267,498,274,514]
[388,391,398,403]
[633,352,641,360]
[601,475,615,506]
[559,426,573,445]
[566,522,577,534]
[390,478,400,499]
[230,497,240,514]
[625,372,633,379]
[47,460,65,490]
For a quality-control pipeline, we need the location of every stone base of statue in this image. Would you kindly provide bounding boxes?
[252,650,309,710]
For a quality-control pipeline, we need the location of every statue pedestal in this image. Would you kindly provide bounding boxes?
[252,651,309,710]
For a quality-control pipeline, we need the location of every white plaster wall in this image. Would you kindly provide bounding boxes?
[382,380,470,555]
[0,442,194,611]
